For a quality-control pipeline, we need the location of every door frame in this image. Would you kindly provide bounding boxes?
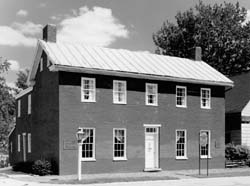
[22,133,26,162]
[143,124,161,171]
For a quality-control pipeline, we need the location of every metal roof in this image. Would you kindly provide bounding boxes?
[37,39,233,87]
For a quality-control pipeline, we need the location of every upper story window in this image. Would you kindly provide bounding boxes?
[201,88,211,109]
[17,100,21,117]
[28,133,31,153]
[40,58,43,72]
[176,130,187,159]
[113,128,127,160]
[81,77,96,102]
[200,130,211,158]
[176,86,187,107]
[28,94,31,114]
[146,83,158,106]
[81,128,95,161]
[17,134,20,152]
[113,80,127,104]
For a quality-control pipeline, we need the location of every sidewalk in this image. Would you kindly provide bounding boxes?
[0,167,250,185]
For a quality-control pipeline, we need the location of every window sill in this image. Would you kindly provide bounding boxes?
[113,157,127,161]
[200,156,212,159]
[176,156,188,160]
[113,102,127,105]
[81,158,96,162]
[176,105,187,108]
[146,104,158,107]
[81,100,96,103]
[201,107,211,110]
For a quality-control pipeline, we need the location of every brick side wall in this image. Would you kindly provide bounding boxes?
[59,72,225,175]
[31,52,59,173]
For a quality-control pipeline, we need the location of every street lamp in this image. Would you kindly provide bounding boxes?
[76,127,84,181]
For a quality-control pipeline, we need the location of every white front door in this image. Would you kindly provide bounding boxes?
[145,127,159,170]
[22,133,26,162]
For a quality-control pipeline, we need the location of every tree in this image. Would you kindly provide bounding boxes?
[153,1,250,76]
[0,58,15,154]
[15,68,29,91]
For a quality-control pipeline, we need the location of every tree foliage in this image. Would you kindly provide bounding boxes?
[15,68,29,91]
[0,58,15,153]
[153,1,250,76]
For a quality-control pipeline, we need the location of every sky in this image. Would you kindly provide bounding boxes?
[1,0,250,87]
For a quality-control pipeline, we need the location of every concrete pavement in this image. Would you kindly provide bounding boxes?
[1,176,250,186]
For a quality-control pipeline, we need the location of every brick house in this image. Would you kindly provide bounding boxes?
[9,24,233,175]
[226,72,250,147]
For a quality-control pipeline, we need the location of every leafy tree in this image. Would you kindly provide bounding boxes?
[0,58,15,154]
[153,1,250,76]
[15,68,29,91]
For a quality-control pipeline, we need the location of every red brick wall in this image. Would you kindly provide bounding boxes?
[58,72,225,175]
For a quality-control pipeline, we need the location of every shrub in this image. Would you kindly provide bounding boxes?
[12,161,33,173]
[225,143,249,161]
[32,160,52,176]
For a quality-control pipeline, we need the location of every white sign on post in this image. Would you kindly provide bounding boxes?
[200,131,208,147]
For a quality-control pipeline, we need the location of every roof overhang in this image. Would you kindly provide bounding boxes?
[52,64,234,87]
[15,87,33,100]
[8,126,15,138]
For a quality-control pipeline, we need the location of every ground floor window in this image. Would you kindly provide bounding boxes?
[176,129,187,159]
[17,134,20,152]
[200,130,211,158]
[81,128,95,160]
[28,133,31,153]
[113,128,126,160]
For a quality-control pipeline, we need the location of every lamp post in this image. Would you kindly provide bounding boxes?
[76,127,84,181]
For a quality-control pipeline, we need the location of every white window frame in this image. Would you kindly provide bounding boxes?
[176,129,187,159]
[28,94,31,115]
[81,128,96,161]
[201,88,211,109]
[200,130,211,159]
[113,80,127,104]
[113,128,127,161]
[17,100,21,118]
[28,133,31,153]
[81,77,96,102]
[145,83,158,106]
[176,86,187,108]
[17,134,20,152]
[40,58,43,72]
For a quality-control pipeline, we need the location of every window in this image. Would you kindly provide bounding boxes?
[40,58,43,72]
[113,80,127,104]
[28,133,31,153]
[201,88,211,109]
[113,128,127,160]
[18,134,20,152]
[176,86,187,107]
[146,83,158,106]
[28,94,31,114]
[81,128,95,160]
[81,78,96,102]
[17,100,21,117]
[176,130,187,159]
[200,130,211,158]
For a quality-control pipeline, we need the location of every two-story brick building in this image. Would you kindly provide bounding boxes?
[9,24,233,175]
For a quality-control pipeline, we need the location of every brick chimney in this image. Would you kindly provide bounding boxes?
[43,24,56,42]
[194,46,202,61]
